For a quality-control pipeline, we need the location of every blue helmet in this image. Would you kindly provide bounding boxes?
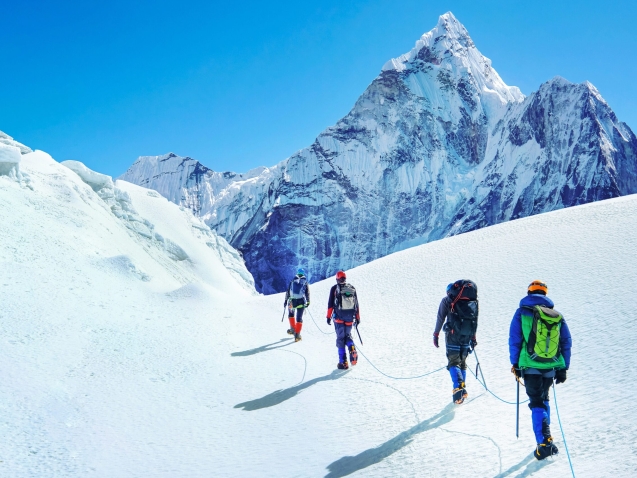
[296,268,306,277]
[446,283,453,293]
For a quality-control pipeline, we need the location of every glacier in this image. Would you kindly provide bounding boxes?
[121,12,637,294]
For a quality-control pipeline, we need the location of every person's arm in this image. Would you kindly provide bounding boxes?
[559,318,572,369]
[326,285,336,318]
[508,309,523,365]
[284,282,290,306]
[434,297,449,334]
[305,283,310,305]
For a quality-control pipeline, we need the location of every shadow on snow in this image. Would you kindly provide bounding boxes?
[230,338,294,357]
[494,451,553,477]
[234,370,348,411]
[324,403,456,478]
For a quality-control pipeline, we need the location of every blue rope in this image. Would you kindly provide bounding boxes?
[307,309,334,335]
[468,362,529,405]
[356,344,446,380]
[553,381,576,477]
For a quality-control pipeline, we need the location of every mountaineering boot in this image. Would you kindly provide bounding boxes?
[337,361,349,370]
[535,436,559,460]
[294,322,303,341]
[348,345,358,366]
[452,387,465,404]
[287,328,295,335]
[461,382,468,400]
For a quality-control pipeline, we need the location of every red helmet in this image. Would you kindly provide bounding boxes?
[336,270,346,281]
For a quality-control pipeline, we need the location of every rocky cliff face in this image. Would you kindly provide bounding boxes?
[121,12,637,294]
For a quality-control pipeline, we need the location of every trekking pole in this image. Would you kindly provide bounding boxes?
[354,323,364,345]
[472,347,487,389]
[516,377,520,438]
[281,305,286,322]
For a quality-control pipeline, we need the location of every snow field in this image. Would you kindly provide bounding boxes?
[2,150,637,476]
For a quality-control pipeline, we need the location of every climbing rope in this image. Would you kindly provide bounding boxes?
[469,352,529,405]
[553,381,576,477]
[306,309,334,335]
[308,309,445,379]
[356,345,446,380]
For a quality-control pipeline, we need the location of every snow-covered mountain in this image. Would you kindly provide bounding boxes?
[121,12,637,294]
[4,142,637,475]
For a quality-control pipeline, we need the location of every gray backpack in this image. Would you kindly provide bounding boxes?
[289,277,308,300]
[336,283,357,311]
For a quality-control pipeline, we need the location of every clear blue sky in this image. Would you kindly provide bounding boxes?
[2,0,636,177]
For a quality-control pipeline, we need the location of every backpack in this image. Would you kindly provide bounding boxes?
[526,305,563,363]
[447,280,478,335]
[289,276,308,300]
[336,283,357,311]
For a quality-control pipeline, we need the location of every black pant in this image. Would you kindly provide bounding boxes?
[524,374,553,410]
[445,332,471,370]
[288,305,304,322]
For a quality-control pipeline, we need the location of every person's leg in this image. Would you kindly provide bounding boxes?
[288,303,296,332]
[541,377,553,427]
[295,307,304,335]
[446,355,463,386]
[335,323,347,364]
[345,324,354,348]
[525,374,549,444]
[344,324,357,364]
[445,333,464,389]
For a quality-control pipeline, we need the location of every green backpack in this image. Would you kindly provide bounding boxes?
[526,305,563,363]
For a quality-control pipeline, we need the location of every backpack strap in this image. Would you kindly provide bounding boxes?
[450,284,467,312]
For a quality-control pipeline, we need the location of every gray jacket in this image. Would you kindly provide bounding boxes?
[434,296,452,335]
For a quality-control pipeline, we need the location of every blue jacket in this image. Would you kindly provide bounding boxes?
[509,294,572,369]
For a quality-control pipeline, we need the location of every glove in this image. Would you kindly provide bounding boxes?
[305,301,310,308]
[470,336,477,348]
[511,364,521,379]
[327,318,332,326]
[555,369,567,384]
[433,333,439,348]
[354,318,360,326]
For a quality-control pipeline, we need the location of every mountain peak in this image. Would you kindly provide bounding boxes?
[381,12,523,106]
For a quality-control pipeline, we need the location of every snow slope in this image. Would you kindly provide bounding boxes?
[3,147,637,476]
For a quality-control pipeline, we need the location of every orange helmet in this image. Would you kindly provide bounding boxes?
[336,270,346,281]
[528,280,548,295]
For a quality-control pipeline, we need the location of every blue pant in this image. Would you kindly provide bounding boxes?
[525,373,554,443]
[445,333,470,389]
[335,322,354,363]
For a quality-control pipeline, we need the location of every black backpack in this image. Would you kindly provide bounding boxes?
[447,280,479,335]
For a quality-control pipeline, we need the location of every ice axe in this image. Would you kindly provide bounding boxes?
[472,346,487,389]
[281,305,287,322]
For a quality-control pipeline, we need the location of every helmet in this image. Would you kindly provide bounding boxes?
[335,270,346,281]
[446,283,453,293]
[296,268,306,277]
[528,280,548,295]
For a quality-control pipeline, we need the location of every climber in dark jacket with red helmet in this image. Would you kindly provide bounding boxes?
[326,270,360,370]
